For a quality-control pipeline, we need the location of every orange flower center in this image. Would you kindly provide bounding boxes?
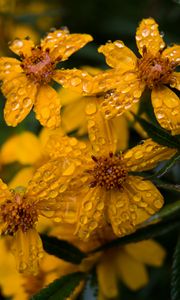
[89,153,128,190]
[0,193,38,235]
[21,47,56,84]
[137,48,175,88]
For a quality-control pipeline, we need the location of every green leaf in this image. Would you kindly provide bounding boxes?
[31,272,86,300]
[171,235,180,300]
[90,219,180,253]
[146,152,180,179]
[40,234,87,264]
[134,115,180,150]
[153,180,180,193]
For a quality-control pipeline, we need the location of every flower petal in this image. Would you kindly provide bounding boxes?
[86,98,118,156]
[0,179,12,204]
[1,132,42,165]
[136,18,165,55]
[41,29,93,61]
[152,86,180,135]
[9,38,35,57]
[125,240,166,267]
[98,40,137,70]
[116,250,148,290]
[108,176,164,237]
[162,45,180,65]
[99,72,145,119]
[9,167,34,189]
[0,57,22,81]
[3,76,36,126]
[171,72,180,91]
[97,255,118,298]
[34,85,61,128]
[12,229,43,274]
[75,187,106,240]
[123,138,176,172]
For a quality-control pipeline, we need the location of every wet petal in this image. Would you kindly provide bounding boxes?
[152,86,180,135]
[98,40,137,70]
[34,85,61,128]
[170,72,180,91]
[75,187,106,240]
[108,176,164,237]
[41,29,93,61]
[86,98,118,156]
[99,72,145,119]
[0,57,22,81]
[9,38,35,57]
[9,167,34,189]
[123,138,176,172]
[116,250,148,290]
[136,18,165,55]
[162,45,180,65]
[0,179,12,204]
[97,256,118,298]
[12,229,43,274]
[1,132,42,165]
[3,76,36,126]
[125,240,166,266]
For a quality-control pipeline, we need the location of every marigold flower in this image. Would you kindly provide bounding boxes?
[34,100,176,240]
[0,171,65,274]
[0,28,92,127]
[56,18,180,135]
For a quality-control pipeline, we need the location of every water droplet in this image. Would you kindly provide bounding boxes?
[54,217,62,222]
[156,112,164,120]
[134,150,143,159]
[11,101,20,110]
[13,39,24,48]
[82,81,93,93]
[62,163,75,176]
[133,194,141,202]
[71,77,82,87]
[23,97,32,107]
[97,202,104,210]
[154,199,162,208]
[59,184,67,193]
[84,201,92,211]
[80,215,88,224]
[164,97,179,108]
[4,62,11,69]
[85,102,97,115]
[142,29,150,37]
[114,41,124,48]
[89,221,97,230]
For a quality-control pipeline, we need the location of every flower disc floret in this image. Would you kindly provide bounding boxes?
[1,193,38,235]
[89,153,128,190]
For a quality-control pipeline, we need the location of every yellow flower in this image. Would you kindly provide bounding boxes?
[56,18,180,135]
[0,29,92,127]
[0,128,64,188]
[34,100,176,240]
[0,169,65,274]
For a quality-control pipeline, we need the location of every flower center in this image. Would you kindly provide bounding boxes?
[21,47,56,84]
[89,153,128,190]
[137,47,175,88]
[0,192,38,235]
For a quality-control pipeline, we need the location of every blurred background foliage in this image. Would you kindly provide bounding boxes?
[0,0,179,299]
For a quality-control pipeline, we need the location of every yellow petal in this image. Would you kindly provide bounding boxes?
[99,72,145,119]
[41,29,93,61]
[75,187,106,240]
[12,229,43,274]
[0,178,12,204]
[3,76,36,126]
[162,45,180,65]
[9,167,34,189]
[116,250,148,290]
[97,256,118,298]
[86,98,118,156]
[136,18,165,55]
[59,87,83,106]
[98,40,137,70]
[123,138,176,172]
[34,85,61,128]
[110,115,129,151]
[62,98,87,134]
[9,38,35,57]
[152,86,180,135]
[1,132,42,165]
[171,72,180,91]
[125,240,166,267]
[39,127,65,148]
[0,57,22,81]
[108,176,164,237]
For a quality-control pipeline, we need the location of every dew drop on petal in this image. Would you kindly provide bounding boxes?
[85,102,97,115]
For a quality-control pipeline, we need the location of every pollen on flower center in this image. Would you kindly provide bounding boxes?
[21,47,56,84]
[89,153,128,190]
[137,48,175,88]
[1,193,38,235]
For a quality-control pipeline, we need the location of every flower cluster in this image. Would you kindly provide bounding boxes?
[0,17,179,300]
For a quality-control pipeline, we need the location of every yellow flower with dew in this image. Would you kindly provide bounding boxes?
[34,100,176,240]
[57,18,180,135]
[0,28,92,127]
